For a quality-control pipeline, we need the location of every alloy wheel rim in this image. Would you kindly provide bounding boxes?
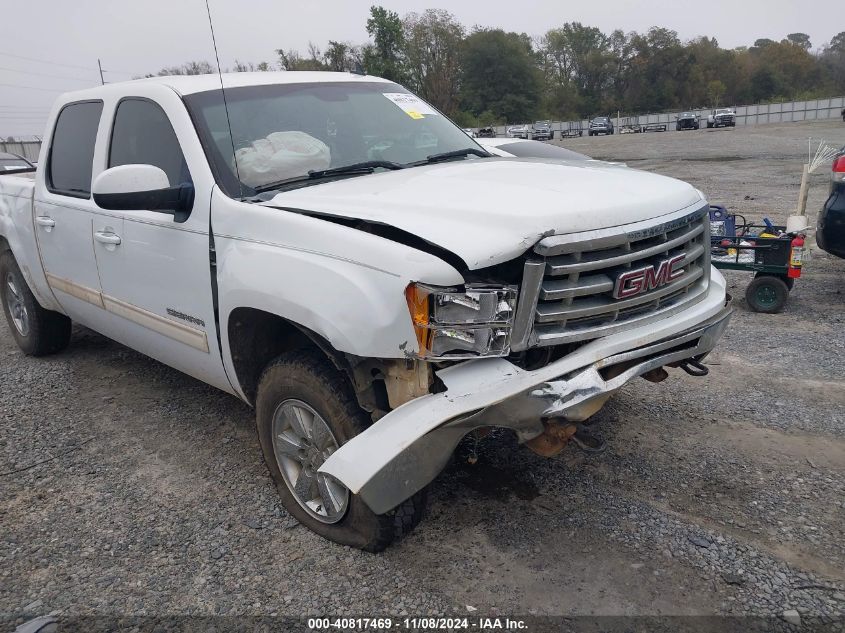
[271,399,349,524]
[4,272,29,337]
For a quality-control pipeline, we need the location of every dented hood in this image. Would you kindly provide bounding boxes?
[260,157,704,270]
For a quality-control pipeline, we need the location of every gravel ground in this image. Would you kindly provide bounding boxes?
[2,119,845,631]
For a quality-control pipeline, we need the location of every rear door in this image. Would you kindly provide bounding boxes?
[33,100,113,331]
[90,90,233,392]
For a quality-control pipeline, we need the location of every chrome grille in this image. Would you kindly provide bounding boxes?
[511,205,711,350]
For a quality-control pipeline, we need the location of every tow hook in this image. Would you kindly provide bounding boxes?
[679,359,709,377]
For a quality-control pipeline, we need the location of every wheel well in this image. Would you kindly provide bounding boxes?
[227,308,334,405]
[0,236,9,253]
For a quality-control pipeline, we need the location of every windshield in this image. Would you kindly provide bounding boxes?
[184,81,483,196]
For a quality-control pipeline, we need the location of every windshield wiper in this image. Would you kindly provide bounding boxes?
[415,147,492,165]
[308,160,405,178]
[253,160,405,194]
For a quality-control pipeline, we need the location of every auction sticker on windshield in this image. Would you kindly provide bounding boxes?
[383,93,438,119]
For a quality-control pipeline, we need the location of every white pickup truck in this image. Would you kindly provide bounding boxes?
[0,72,731,551]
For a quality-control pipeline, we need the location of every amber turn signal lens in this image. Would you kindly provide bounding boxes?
[405,284,432,354]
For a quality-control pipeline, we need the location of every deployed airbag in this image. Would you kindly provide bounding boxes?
[235,131,331,188]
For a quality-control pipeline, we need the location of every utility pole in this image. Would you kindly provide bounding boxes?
[97,59,105,85]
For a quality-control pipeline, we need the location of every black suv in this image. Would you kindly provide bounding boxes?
[587,117,614,136]
[816,147,845,259]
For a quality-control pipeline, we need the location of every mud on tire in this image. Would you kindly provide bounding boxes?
[255,349,427,552]
[0,250,71,356]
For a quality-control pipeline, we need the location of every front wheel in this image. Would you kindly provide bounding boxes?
[0,250,71,356]
[256,349,427,551]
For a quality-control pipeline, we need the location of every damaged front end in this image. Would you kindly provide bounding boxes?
[320,283,731,515]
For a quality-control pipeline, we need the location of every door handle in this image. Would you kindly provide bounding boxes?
[94,231,121,246]
[35,216,55,228]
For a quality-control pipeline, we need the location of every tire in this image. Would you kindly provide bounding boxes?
[256,349,427,552]
[745,275,789,313]
[0,250,71,356]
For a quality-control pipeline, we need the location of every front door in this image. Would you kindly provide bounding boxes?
[91,95,233,392]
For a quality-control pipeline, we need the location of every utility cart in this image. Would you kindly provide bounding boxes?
[560,122,583,138]
[709,206,805,313]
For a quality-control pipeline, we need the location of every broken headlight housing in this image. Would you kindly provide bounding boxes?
[405,283,517,360]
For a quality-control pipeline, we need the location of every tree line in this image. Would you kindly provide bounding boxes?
[151,7,845,127]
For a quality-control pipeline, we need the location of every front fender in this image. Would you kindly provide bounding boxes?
[212,190,463,362]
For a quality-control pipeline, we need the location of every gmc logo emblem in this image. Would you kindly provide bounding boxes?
[612,254,686,299]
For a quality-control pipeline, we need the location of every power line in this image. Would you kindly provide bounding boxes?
[0,82,73,92]
[0,65,96,83]
[0,51,139,75]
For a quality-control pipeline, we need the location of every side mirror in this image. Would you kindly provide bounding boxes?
[93,164,194,223]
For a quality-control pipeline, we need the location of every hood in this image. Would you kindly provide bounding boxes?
[260,157,704,270]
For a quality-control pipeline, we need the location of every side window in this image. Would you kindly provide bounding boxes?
[48,101,103,197]
[109,99,191,186]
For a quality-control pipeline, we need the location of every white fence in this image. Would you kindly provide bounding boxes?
[0,140,42,162]
[492,95,845,136]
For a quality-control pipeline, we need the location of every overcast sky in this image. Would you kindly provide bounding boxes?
[1,0,839,137]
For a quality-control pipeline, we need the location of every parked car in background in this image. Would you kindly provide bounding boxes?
[588,117,614,136]
[676,112,700,131]
[462,128,476,138]
[707,108,736,128]
[477,126,496,138]
[816,146,845,259]
[531,121,554,141]
[0,152,36,174]
[476,137,588,160]
[506,124,530,139]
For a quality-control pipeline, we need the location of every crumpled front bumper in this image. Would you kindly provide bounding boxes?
[320,274,732,515]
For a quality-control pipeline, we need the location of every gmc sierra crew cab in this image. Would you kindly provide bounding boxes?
[0,72,731,551]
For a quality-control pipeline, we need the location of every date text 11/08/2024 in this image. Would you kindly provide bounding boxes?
[307,617,528,630]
